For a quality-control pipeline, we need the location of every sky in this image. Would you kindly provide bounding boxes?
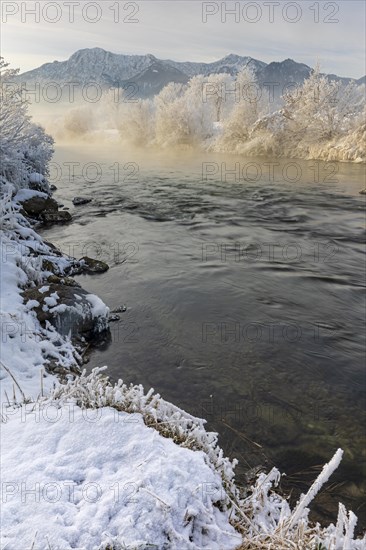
[1,1,365,78]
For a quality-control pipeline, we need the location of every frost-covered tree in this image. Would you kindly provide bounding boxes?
[116,98,154,146]
[201,73,234,123]
[0,58,54,189]
[63,105,95,137]
[241,67,366,160]
[281,67,364,147]
[217,68,266,149]
[154,83,192,146]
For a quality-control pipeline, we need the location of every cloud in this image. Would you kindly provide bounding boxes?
[1,0,364,78]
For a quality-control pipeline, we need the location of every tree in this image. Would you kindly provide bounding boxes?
[0,58,54,188]
[281,66,364,147]
[217,68,265,149]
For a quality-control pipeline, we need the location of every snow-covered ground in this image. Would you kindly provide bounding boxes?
[0,190,75,405]
[1,405,240,550]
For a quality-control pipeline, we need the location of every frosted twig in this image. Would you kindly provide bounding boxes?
[286,448,343,531]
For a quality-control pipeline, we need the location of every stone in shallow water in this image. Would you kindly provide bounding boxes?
[40,210,72,224]
[109,314,120,322]
[47,274,81,287]
[112,305,127,313]
[21,195,58,216]
[79,256,109,273]
[73,196,92,205]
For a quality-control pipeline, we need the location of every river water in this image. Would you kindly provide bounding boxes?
[41,143,366,528]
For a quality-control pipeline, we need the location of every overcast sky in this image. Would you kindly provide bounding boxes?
[2,1,365,78]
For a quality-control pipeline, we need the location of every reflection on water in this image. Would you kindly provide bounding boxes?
[41,144,366,528]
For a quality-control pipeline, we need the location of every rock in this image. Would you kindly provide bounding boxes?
[50,185,58,192]
[109,314,120,322]
[46,275,80,287]
[43,241,62,256]
[28,173,50,193]
[21,195,58,217]
[40,210,72,224]
[112,305,127,313]
[359,189,366,195]
[22,283,109,342]
[80,256,109,273]
[73,196,92,205]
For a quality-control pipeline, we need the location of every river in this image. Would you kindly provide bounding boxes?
[41,142,366,528]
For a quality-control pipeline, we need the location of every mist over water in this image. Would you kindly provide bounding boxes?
[29,65,366,164]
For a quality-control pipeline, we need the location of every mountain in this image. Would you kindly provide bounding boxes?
[256,58,311,87]
[17,48,359,99]
[18,48,158,87]
[165,53,267,77]
[126,61,189,97]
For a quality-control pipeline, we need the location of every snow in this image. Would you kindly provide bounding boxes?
[44,292,59,307]
[29,172,45,184]
[39,286,50,294]
[14,189,48,202]
[0,228,76,405]
[1,406,240,550]
[25,299,40,310]
[0,187,82,404]
[86,293,110,319]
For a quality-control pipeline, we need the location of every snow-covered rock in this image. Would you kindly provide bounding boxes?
[22,283,109,340]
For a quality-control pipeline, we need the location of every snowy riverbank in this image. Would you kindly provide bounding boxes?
[0,183,241,549]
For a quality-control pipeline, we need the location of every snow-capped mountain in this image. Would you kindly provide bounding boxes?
[17,47,361,98]
[128,61,189,97]
[165,53,267,77]
[18,48,158,87]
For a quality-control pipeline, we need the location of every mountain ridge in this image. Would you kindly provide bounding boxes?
[17,47,365,98]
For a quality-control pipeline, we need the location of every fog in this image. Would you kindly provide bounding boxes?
[29,68,365,164]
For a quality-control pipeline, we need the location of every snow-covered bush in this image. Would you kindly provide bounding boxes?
[0,58,54,190]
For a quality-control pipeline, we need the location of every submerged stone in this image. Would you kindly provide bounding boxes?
[73,196,92,205]
[40,210,72,224]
